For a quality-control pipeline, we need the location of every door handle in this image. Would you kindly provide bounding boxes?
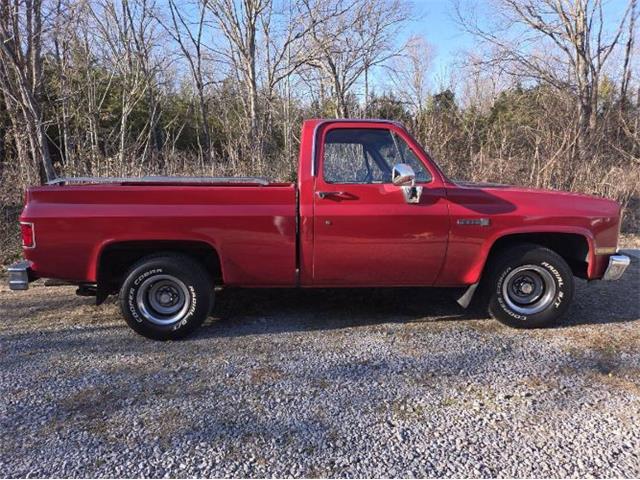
[316,191,346,199]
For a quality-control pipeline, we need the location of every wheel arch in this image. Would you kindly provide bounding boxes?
[94,239,223,304]
[481,229,594,281]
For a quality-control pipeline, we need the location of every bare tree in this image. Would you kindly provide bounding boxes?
[455,0,635,152]
[122,0,165,163]
[203,0,321,161]
[261,0,316,97]
[89,0,162,169]
[0,0,56,182]
[205,0,270,138]
[620,0,638,105]
[388,35,433,114]
[303,0,410,117]
[155,0,215,159]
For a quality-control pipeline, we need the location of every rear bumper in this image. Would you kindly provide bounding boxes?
[7,260,35,290]
[602,254,631,281]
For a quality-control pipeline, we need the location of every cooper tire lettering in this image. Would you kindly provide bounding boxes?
[119,255,213,340]
[487,244,574,329]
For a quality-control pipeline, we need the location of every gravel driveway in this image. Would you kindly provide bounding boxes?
[1,252,639,478]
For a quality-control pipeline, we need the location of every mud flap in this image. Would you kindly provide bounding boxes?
[457,282,479,309]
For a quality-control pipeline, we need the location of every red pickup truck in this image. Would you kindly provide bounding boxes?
[8,119,630,339]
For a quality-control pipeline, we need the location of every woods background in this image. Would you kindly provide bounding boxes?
[1,0,639,265]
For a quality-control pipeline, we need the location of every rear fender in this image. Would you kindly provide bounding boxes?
[92,237,224,292]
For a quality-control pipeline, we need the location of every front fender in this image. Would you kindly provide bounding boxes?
[436,225,595,286]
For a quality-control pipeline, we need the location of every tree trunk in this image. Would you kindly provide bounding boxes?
[197,84,213,161]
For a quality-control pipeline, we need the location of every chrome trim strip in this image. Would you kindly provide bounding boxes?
[310,119,404,177]
[595,246,617,255]
[8,260,33,291]
[47,176,270,186]
[602,254,631,281]
[457,218,491,226]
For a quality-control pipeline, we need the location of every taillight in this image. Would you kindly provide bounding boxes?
[20,222,35,248]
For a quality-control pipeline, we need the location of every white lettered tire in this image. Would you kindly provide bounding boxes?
[486,244,574,328]
[119,254,213,340]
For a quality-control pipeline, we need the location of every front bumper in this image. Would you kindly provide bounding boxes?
[602,254,631,281]
[7,260,34,290]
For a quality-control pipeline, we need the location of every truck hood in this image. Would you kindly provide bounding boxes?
[453,180,617,203]
[449,180,621,219]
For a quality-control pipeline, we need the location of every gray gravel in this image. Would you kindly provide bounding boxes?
[1,252,639,478]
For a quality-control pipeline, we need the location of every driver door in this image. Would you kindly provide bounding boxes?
[311,123,449,286]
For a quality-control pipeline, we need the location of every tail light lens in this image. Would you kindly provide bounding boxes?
[20,222,35,248]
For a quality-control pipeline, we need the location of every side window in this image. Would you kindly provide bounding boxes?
[323,142,386,183]
[323,128,431,184]
[323,130,387,183]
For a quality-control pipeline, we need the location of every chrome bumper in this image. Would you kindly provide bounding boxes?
[602,254,631,281]
[7,260,34,290]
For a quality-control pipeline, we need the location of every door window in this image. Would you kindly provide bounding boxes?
[323,128,430,184]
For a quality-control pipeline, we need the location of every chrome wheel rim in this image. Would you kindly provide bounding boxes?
[136,274,190,325]
[502,265,556,315]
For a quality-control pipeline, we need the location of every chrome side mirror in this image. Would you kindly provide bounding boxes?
[392,163,416,187]
[392,163,422,204]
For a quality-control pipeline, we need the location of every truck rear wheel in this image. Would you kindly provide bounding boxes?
[119,254,213,340]
[486,244,574,328]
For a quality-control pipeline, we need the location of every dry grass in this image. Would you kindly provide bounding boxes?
[620,233,640,249]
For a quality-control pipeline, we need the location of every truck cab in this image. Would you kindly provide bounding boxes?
[297,120,449,287]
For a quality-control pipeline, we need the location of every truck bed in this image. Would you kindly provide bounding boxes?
[22,182,298,286]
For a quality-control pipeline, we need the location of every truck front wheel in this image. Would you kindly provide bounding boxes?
[119,254,213,340]
[486,244,574,328]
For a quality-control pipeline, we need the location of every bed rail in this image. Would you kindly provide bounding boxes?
[47,176,270,186]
